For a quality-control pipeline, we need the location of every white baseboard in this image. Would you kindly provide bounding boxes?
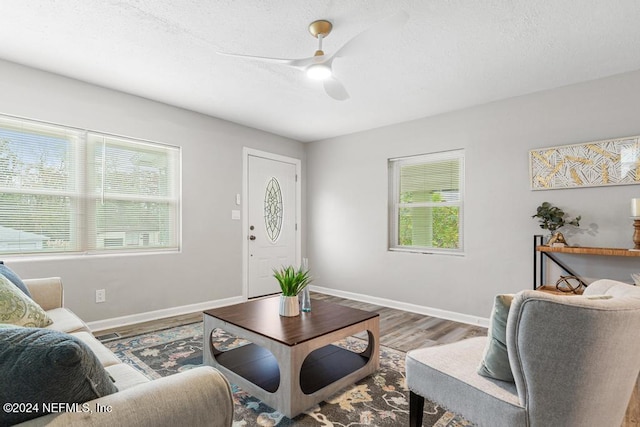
[87,295,245,333]
[88,288,489,333]
[310,285,490,328]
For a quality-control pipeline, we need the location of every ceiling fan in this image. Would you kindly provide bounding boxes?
[217,12,409,101]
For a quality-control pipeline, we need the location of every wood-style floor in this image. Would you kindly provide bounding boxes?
[312,293,487,352]
[95,292,487,353]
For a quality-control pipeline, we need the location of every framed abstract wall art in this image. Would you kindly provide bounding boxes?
[529,135,640,190]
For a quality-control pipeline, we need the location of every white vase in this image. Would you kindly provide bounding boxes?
[279,295,300,317]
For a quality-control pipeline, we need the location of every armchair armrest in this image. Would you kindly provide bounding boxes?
[19,366,234,427]
[23,277,63,311]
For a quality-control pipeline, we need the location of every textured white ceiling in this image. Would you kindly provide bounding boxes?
[0,1,639,142]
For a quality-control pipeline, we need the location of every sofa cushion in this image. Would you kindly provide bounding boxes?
[0,261,31,297]
[0,327,118,425]
[0,273,53,327]
[45,307,91,333]
[71,331,122,367]
[478,294,514,382]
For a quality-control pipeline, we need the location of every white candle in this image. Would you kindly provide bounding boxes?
[632,199,640,217]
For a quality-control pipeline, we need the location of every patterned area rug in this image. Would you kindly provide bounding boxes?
[104,322,472,426]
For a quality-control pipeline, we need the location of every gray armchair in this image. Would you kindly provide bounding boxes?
[406,279,640,427]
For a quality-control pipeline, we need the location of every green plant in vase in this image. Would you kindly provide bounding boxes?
[273,265,311,296]
[273,265,312,316]
[532,202,581,246]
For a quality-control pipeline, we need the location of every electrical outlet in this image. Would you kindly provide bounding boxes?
[95,289,106,303]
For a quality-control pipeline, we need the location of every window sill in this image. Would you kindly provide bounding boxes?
[2,249,181,263]
[388,247,465,257]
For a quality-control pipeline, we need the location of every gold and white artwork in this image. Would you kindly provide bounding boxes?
[529,136,640,190]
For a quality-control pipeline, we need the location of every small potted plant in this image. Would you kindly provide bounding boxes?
[532,202,581,246]
[273,265,312,317]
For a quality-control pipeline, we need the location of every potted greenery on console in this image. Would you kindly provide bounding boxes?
[273,265,312,317]
[532,202,581,246]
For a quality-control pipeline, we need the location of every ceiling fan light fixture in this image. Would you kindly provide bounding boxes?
[220,13,409,99]
[306,63,332,80]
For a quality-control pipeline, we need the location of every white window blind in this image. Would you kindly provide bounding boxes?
[88,134,180,251]
[389,149,464,253]
[0,114,180,255]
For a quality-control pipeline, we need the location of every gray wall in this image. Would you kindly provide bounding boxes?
[3,57,640,324]
[307,70,640,318]
[0,59,306,322]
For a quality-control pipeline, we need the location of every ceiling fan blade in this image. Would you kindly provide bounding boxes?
[217,51,297,65]
[289,56,320,69]
[218,51,319,71]
[323,76,350,101]
[332,11,409,59]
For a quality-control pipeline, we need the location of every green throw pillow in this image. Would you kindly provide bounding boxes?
[0,273,53,327]
[478,294,514,382]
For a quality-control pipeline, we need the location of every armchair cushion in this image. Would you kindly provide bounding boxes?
[477,294,514,382]
[407,337,525,427]
[0,327,117,425]
[0,274,52,327]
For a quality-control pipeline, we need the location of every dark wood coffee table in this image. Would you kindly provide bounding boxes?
[203,296,380,418]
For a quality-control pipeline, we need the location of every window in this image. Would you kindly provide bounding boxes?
[389,149,464,254]
[0,115,180,255]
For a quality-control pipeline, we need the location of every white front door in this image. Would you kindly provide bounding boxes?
[246,152,299,298]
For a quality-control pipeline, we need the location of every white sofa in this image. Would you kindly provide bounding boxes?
[15,277,234,427]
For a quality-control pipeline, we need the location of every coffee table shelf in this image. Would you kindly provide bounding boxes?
[215,343,280,392]
[299,344,369,394]
[216,342,369,395]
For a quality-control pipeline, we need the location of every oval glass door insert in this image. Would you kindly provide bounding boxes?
[264,177,283,243]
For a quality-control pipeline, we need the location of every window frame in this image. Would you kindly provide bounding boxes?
[388,149,465,255]
[0,114,181,257]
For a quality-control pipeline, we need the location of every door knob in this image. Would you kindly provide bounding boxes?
[249,235,256,240]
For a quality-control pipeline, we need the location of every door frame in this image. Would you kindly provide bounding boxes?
[242,147,302,299]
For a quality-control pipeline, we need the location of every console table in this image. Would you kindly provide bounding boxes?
[532,235,640,289]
